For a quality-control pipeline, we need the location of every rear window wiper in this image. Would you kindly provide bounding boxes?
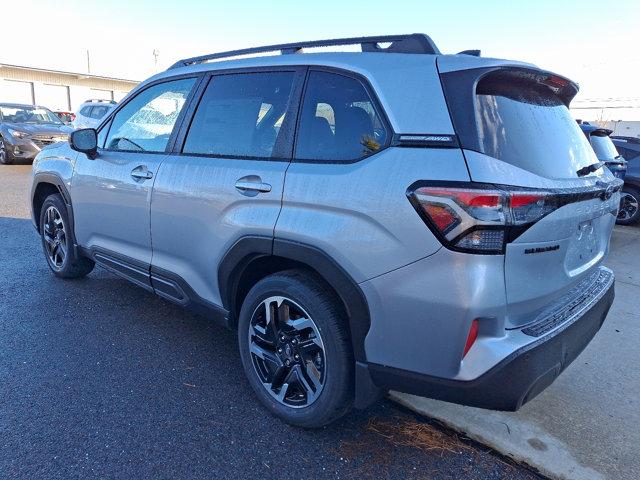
[577,161,605,177]
[609,155,627,165]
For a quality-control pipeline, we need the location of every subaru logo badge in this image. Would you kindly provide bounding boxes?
[601,185,615,201]
[596,181,615,201]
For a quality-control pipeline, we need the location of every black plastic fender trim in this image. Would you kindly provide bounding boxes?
[218,236,372,363]
[218,236,377,409]
[31,173,74,232]
[271,239,371,364]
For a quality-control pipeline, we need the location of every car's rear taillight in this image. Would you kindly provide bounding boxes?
[407,183,556,254]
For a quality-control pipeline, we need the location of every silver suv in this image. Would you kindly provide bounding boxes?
[72,99,117,130]
[30,34,620,427]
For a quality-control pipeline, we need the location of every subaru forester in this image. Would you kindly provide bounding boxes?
[30,34,619,427]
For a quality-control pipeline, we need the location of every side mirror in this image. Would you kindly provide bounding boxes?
[70,128,98,159]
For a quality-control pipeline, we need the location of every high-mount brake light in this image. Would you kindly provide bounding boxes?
[408,184,557,254]
[542,75,570,89]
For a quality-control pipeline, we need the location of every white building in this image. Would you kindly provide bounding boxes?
[0,63,139,112]
[574,119,640,139]
[607,121,640,139]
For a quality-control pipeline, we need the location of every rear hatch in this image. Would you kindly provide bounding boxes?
[437,58,621,328]
[588,130,627,180]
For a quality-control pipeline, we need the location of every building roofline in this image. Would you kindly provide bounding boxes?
[0,63,140,84]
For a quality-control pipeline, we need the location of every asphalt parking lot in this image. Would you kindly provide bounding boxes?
[0,163,541,479]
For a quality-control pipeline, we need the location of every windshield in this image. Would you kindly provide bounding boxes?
[590,134,619,161]
[0,106,63,125]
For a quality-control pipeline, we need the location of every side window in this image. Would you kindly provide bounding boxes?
[182,72,295,158]
[615,146,628,158]
[295,71,388,161]
[79,106,92,116]
[105,78,195,153]
[91,105,109,119]
[616,146,640,162]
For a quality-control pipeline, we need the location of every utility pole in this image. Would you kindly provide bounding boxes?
[153,49,160,72]
[86,50,91,74]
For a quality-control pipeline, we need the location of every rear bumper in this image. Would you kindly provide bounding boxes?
[367,275,614,411]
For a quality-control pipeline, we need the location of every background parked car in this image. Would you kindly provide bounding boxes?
[0,103,72,164]
[578,123,633,225]
[579,123,627,180]
[54,111,76,125]
[72,99,117,129]
[611,136,640,225]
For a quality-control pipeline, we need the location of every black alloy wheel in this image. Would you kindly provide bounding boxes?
[43,204,68,270]
[248,295,326,408]
[617,187,640,225]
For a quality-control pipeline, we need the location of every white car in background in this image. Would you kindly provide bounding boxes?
[72,99,117,129]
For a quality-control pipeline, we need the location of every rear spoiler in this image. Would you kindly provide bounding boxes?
[480,67,580,106]
[590,128,614,137]
[438,61,579,106]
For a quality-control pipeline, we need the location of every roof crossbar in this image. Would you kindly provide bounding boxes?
[168,33,440,70]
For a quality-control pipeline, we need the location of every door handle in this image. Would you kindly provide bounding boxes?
[235,179,272,194]
[131,165,153,181]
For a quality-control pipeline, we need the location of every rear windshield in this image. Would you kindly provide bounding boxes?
[590,134,619,161]
[444,69,599,179]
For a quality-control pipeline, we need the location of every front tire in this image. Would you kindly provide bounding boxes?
[0,138,12,165]
[238,270,354,428]
[617,186,640,225]
[39,194,95,278]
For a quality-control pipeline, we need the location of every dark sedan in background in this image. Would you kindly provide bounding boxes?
[612,136,640,225]
[0,103,72,165]
[578,123,636,225]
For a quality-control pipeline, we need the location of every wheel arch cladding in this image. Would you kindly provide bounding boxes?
[32,175,71,233]
[218,237,372,363]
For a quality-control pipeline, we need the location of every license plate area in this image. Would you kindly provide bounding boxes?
[565,214,608,273]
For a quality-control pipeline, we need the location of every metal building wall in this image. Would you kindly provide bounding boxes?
[0,64,138,111]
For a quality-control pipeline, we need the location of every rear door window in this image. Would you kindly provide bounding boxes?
[295,71,388,161]
[182,72,296,158]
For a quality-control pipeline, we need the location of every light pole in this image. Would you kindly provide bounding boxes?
[153,49,160,72]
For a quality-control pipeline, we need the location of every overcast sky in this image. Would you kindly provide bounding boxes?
[5,0,640,119]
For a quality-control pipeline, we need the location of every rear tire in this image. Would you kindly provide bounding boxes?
[39,194,95,278]
[616,186,640,225]
[238,270,354,428]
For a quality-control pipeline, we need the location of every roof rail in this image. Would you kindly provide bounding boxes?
[168,33,440,70]
[84,98,117,104]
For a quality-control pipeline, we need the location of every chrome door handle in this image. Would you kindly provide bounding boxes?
[131,165,153,181]
[235,180,272,193]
